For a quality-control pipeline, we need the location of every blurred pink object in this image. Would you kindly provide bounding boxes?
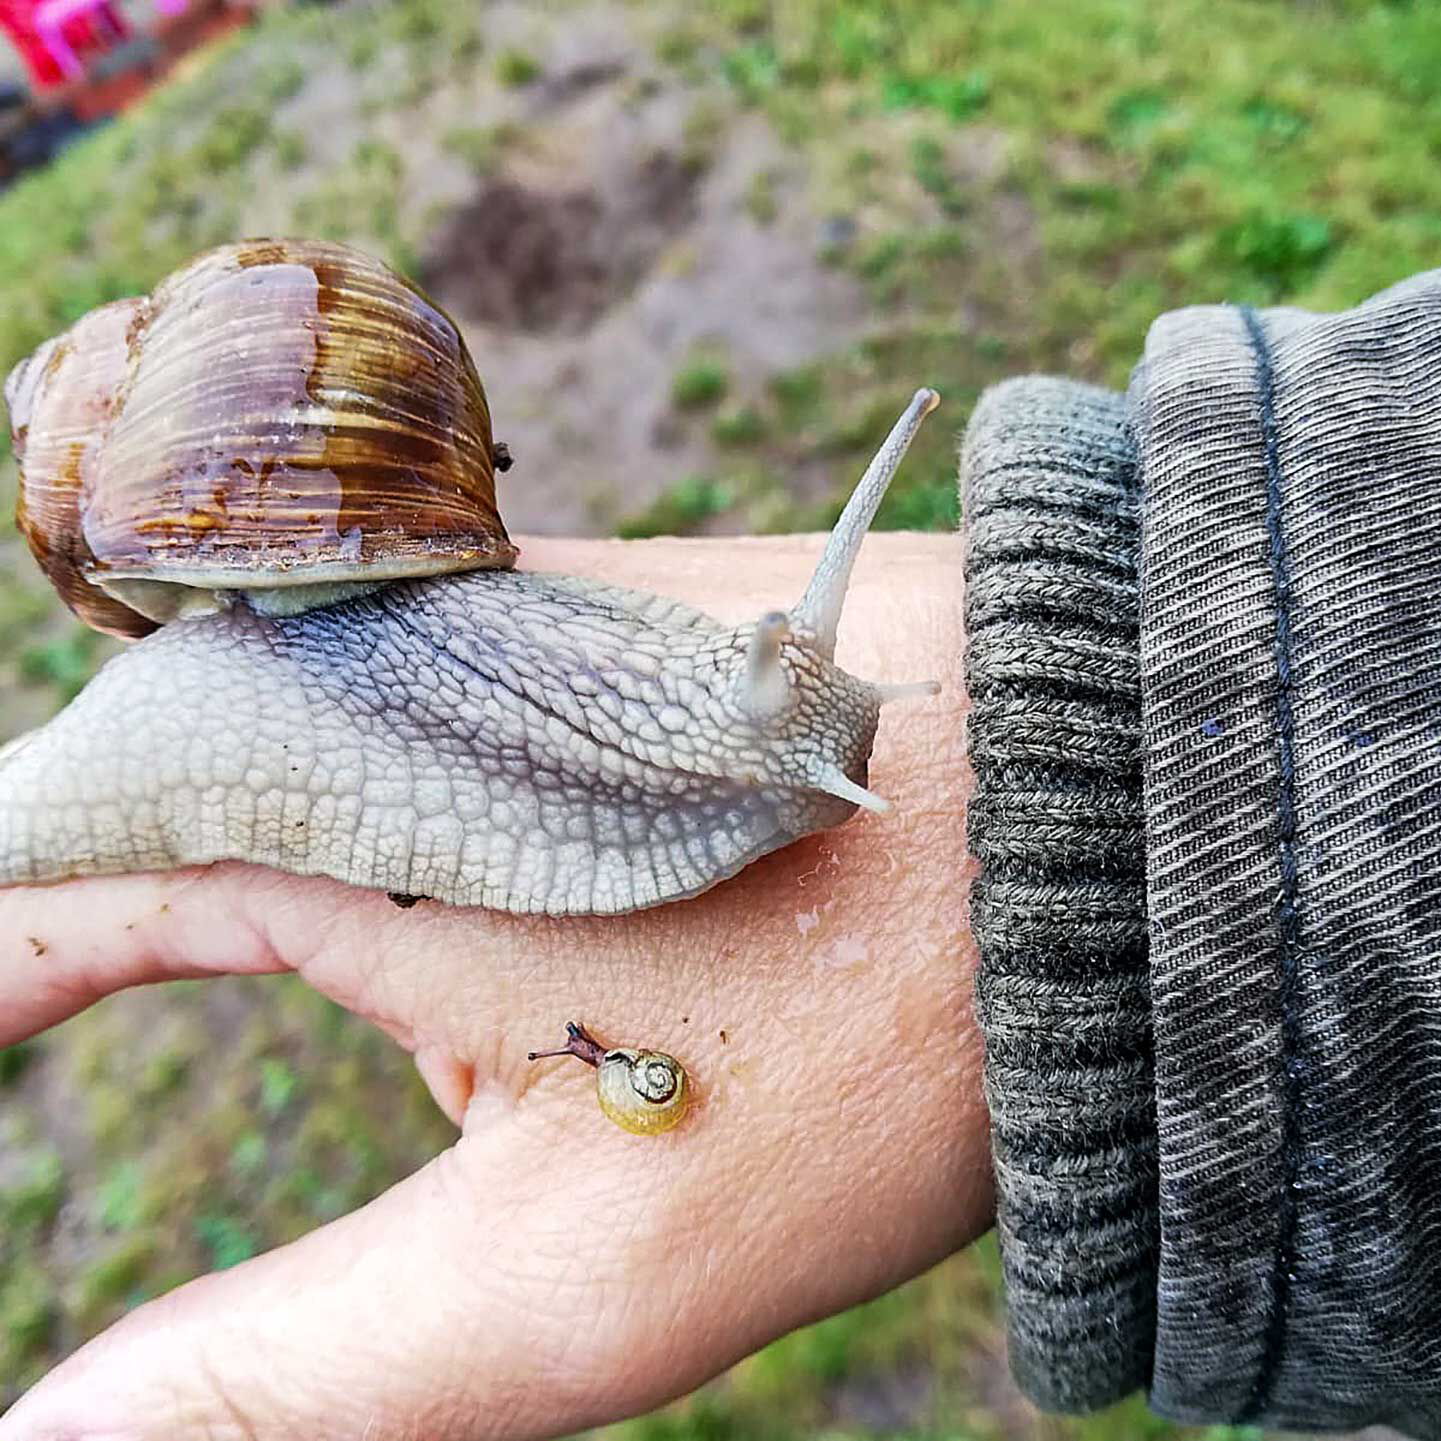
[35,0,177,80]
[1,0,127,86]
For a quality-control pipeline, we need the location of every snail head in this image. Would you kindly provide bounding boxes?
[724,388,942,814]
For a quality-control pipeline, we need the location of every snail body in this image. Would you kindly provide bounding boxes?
[529,1022,689,1136]
[0,240,940,917]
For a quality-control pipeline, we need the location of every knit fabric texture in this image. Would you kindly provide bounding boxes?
[962,377,1155,1412]
[1135,275,1441,1434]
[966,274,1441,1434]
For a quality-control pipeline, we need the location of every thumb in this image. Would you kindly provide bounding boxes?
[0,1114,726,1441]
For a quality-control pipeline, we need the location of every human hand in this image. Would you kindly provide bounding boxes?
[0,533,989,1441]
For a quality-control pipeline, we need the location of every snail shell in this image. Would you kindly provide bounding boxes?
[4,239,513,640]
[596,1047,690,1136]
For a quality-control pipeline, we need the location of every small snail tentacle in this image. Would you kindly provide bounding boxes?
[528,1022,690,1136]
[527,1020,608,1068]
[738,611,793,721]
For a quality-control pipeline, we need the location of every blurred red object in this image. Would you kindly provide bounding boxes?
[0,0,130,89]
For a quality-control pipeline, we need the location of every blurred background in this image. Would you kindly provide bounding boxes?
[0,0,1434,1434]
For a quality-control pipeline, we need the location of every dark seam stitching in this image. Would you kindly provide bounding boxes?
[1238,304,1305,1422]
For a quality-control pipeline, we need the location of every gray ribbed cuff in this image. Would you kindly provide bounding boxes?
[962,377,1155,1411]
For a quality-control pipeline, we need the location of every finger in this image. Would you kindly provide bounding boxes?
[0,1126,618,1441]
[0,1109,846,1441]
[0,859,495,1053]
[414,1044,476,1128]
[0,867,296,1045]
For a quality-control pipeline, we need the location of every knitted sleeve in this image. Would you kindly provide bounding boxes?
[962,378,1154,1410]
[963,271,1441,1434]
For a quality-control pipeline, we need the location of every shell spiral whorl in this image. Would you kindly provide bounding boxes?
[596,1048,690,1135]
[630,1054,682,1105]
[5,239,514,638]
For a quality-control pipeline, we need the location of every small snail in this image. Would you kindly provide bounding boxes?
[0,239,940,916]
[528,1022,689,1136]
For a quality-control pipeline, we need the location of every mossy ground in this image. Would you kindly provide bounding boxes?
[1,0,1436,1433]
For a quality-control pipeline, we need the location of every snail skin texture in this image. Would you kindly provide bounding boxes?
[528,1022,689,1137]
[0,239,941,917]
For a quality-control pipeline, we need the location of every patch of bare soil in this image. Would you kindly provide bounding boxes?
[422,151,698,332]
[430,92,868,534]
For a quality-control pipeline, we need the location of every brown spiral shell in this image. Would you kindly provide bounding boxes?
[4,239,514,640]
[7,299,155,638]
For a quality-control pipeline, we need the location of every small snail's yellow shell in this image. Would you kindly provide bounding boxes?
[4,239,514,639]
[596,1047,689,1136]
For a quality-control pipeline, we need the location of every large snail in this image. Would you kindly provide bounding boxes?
[0,239,939,916]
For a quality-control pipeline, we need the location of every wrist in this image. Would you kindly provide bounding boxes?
[507,530,990,1302]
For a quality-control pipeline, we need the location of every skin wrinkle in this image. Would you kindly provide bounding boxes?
[199,1362,263,1441]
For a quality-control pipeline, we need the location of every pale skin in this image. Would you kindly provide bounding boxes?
[0,532,989,1441]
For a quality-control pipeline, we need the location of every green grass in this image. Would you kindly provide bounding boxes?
[18,630,106,703]
[0,1151,66,1390]
[272,128,309,171]
[617,475,735,539]
[441,122,515,174]
[0,1042,36,1086]
[671,358,732,410]
[75,1236,156,1325]
[883,68,990,123]
[495,47,541,87]
[2,0,1440,1433]
[743,166,780,224]
[711,405,769,448]
[637,0,1441,541]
